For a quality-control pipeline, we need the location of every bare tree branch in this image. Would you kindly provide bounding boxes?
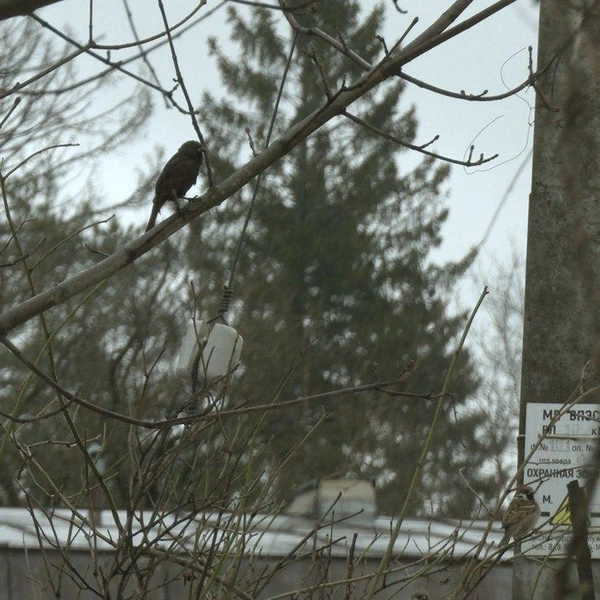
[0,0,518,335]
[0,0,62,20]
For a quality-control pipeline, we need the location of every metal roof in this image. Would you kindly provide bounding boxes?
[0,507,509,560]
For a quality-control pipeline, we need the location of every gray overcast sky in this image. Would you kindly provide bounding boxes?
[396,2,538,269]
[39,0,539,278]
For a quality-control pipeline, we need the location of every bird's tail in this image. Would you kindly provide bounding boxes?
[145,202,160,232]
[499,529,511,548]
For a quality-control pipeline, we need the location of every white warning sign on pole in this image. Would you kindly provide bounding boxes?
[523,403,600,556]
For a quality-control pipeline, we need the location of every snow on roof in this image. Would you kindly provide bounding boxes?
[0,507,508,561]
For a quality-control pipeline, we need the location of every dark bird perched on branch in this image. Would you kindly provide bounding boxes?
[145,140,204,231]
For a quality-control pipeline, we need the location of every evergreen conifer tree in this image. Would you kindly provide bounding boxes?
[186,2,496,516]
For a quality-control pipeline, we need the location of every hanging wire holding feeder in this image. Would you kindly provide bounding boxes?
[208,285,233,325]
[207,32,297,326]
[175,33,297,399]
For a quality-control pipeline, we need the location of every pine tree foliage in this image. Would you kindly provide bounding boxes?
[0,20,166,506]
[0,6,507,518]
[0,194,187,503]
[184,3,496,516]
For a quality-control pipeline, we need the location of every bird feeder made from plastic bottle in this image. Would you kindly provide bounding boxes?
[176,320,243,385]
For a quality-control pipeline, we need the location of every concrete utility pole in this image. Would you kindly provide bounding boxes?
[517,1,600,598]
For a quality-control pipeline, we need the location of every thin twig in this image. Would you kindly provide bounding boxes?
[344,110,497,167]
[0,96,21,130]
[157,0,213,186]
[364,286,489,599]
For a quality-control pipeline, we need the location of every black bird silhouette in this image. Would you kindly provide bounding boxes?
[146,140,203,231]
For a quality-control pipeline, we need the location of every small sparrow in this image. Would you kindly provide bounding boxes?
[146,140,204,231]
[500,485,541,546]
[410,590,429,600]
